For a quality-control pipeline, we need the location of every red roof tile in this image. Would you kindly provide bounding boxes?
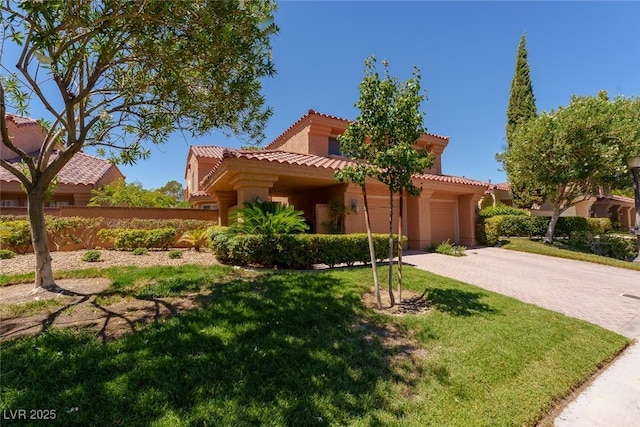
[597,194,634,204]
[415,173,490,187]
[266,109,449,149]
[190,145,226,159]
[0,151,119,186]
[5,113,40,127]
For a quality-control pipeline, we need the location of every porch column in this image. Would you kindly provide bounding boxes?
[458,193,484,247]
[619,206,632,231]
[574,197,596,218]
[344,183,365,234]
[230,174,278,205]
[213,191,237,226]
[406,189,434,250]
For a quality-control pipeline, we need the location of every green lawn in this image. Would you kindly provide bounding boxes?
[0,265,628,426]
[501,237,640,271]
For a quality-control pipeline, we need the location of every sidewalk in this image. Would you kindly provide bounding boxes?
[402,248,640,426]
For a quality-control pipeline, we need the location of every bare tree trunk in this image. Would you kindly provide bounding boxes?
[361,183,382,309]
[397,191,403,303]
[28,191,56,292]
[544,208,561,244]
[388,191,395,307]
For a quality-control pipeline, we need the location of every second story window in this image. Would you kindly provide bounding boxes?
[328,137,342,156]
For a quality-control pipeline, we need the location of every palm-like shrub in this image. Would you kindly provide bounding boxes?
[230,201,309,235]
[178,228,210,252]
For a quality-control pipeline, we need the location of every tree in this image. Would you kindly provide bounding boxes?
[500,92,640,243]
[157,180,185,203]
[0,0,277,291]
[89,179,175,208]
[504,34,540,208]
[337,56,433,306]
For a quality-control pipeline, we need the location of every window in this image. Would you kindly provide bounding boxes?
[202,204,218,210]
[328,137,342,156]
[48,200,69,208]
[0,200,19,207]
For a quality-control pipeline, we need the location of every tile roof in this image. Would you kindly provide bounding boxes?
[489,182,511,191]
[5,113,40,127]
[189,145,226,159]
[266,109,450,149]
[415,173,490,187]
[0,151,119,186]
[597,194,635,204]
[198,144,490,189]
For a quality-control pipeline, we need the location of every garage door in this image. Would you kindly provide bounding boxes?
[430,200,458,245]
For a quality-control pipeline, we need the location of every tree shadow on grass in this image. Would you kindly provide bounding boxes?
[423,287,498,317]
[0,271,416,426]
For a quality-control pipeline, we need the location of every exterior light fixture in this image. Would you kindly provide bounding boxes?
[351,199,359,214]
[627,155,640,263]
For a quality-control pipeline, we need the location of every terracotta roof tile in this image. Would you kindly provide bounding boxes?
[489,182,511,191]
[266,109,449,149]
[415,173,490,187]
[597,194,634,204]
[0,151,119,186]
[190,145,226,159]
[5,113,40,127]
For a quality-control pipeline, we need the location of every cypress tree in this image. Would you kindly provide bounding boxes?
[504,34,540,208]
[506,33,537,146]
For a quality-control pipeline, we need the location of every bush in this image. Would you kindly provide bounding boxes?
[47,216,104,250]
[209,230,406,269]
[168,249,183,259]
[568,232,637,262]
[478,204,529,220]
[81,250,102,262]
[0,220,32,254]
[97,228,176,250]
[132,247,148,256]
[435,240,467,257]
[0,249,16,259]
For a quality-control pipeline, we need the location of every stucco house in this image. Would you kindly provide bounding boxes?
[481,182,636,230]
[0,113,124,207]
[187,109,489,250]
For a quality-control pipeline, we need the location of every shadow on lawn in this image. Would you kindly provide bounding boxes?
[423,287,497,317]
[1,271,409,426]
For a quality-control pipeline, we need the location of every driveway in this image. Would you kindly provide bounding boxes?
[402,247,640,426]
[403,247,640,339]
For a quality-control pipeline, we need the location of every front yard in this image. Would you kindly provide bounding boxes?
[0,261,628,426]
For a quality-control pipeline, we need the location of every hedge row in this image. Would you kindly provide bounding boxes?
[97,228,177,250]
[209,230,407,269]
[0,216,217,252]
[478,215,614,246]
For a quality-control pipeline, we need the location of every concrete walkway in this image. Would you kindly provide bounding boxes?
[402,247,640,427]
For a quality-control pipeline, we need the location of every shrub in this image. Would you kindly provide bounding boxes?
[209,230,406,269]
[587,218,613,234]
[47,216,104,250]
[478,204,529,219]
[0,249,16,259]
[178,228,209,251]
[0,220,32,254]
[81,250,102,262]
[168,249,183,259]
[132,247,148,256]
[435,240,467,257]
[568,232,637,261]
[230,201,309,235]
[97,228,176,250]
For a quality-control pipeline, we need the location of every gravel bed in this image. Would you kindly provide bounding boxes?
[0,249,220,276]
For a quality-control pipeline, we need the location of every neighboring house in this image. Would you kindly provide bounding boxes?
[188,109,489,250]
[0,113,124,207]
[481,182,637,230]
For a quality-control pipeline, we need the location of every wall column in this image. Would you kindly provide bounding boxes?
[458,193,483,246]
[344,183,365,234]
[406,189,433,250]
[619,206,632,231]
[230,174,278,205]
[213,191,237,226]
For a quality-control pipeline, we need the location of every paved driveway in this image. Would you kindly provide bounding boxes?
[402,247,640,426]
[403,247,640,339]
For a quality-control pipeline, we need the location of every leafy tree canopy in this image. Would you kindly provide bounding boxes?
[500,91,640,242]
[88,179,187,208]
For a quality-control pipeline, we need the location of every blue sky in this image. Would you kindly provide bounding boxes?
[10,1,640,190]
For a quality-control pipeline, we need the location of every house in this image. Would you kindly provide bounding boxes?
[0,113,124,207]
[187,109,489,250]
[481,182,637,230]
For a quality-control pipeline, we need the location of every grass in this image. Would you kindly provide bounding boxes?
[501,237,640,271]
[0,265,628,426]
[0,298,64,317]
